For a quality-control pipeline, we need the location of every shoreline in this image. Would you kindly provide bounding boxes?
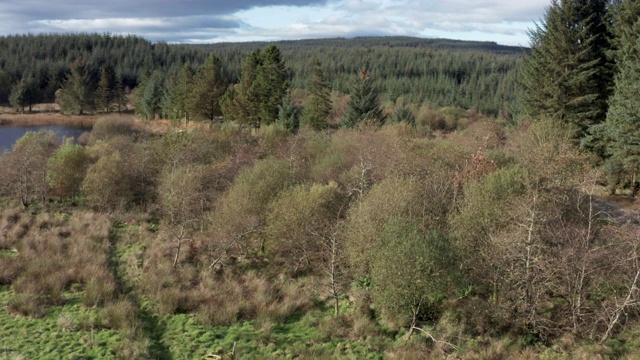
[0,112,99,128]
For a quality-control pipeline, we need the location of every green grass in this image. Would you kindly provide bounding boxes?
[0,286,121,359]
[0,284,385,359]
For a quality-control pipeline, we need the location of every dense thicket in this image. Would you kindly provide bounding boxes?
[1,115,640,357]
[0,34,521,115]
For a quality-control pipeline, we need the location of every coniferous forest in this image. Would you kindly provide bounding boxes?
[2,1,640,358]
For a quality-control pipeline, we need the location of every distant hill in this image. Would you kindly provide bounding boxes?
[195,36,525,54]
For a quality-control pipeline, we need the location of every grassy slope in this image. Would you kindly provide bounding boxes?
[0,218,383,360]
[0,286,382,359]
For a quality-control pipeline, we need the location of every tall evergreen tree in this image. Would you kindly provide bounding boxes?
[190,55,227,121]
[519,0,614,141]
[96,63,118,113]
[276,92,300,133]
[172,63,195,124]
[9,76,41,112]
[221,50,263,127]
[342,69,385,128]
[222,45,288,127]
[136,70,165,120]
[598,19,640,195]
[301,59,332,131]
[56,59,96,115]
[254,45,289,125]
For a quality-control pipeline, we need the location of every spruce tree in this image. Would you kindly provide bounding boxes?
[173,63,195,124]
[9,75,41,112]
[599,20,640,195]
[57,59,96,115]
[221,50,262,127]
[301,60,332,131]
[222,45,288,127]
[276,92,300,133]
[343,69,385,128]
[519,0,613,141]
[254,45,289,125]
[136,70,164,120]
[96,63,117,113]
[190,55,227,121]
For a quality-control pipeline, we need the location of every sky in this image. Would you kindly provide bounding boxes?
[0,0,550,46]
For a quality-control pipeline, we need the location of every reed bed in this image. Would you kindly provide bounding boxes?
[0,112,99,128]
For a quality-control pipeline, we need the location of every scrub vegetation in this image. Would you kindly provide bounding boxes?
[2,0,640,358]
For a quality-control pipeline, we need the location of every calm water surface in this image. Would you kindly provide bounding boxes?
[0,125,90,152]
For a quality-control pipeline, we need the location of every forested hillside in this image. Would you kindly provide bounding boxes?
[0,34,521,115]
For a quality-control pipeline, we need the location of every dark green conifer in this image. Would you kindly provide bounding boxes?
[343,69,385,128]
[57,59,95,115]
[276,92,300,133]
[598,20,640,195]
[191,56,227,121]
[301,60,332,131]
[519,0,613,141]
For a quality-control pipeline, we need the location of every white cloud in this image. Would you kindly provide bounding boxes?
[0,0,550,45]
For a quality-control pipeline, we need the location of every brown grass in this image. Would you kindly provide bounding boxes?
[0,112,98,128]
[1,208,117,317]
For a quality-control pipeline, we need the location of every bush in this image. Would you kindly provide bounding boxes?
[101,298,140,331]
[90,115,139,143]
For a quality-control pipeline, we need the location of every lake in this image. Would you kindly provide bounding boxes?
[0,125,91,152]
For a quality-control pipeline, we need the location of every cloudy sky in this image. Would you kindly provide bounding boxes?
[0,0,550,46]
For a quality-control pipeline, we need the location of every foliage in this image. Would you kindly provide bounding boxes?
[82,151,130,211]
[276,92,300,132]
[2,130,59,207]
[190,55,227,121]
[46,143,89,201]
[9,75,41,112]
[519,0,613,141]
[222,45,288,127]
[135,69,165,120]
[301,59,332,130]
[56,59,96,115]
[594,20,640,194]
[342,70,385,128]
[371,218,455,333]
[95,63,126,113]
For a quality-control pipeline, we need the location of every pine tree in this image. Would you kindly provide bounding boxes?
[301,60,332,131]
[519,0,613,141]
[343,69,385,128]
[190,55,227,121]
[57,59,96,115]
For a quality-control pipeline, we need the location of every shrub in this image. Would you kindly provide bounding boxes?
[90,115,139,143]
[101,298,140,331]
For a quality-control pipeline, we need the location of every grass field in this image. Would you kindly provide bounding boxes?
[0,284,387,359]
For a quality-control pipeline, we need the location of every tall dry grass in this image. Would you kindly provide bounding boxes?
[0,208,117,317]
[0,113,98,128]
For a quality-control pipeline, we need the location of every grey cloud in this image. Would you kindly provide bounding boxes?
[3,1,331,20]
[0,0,547,45]
[0,0,329,41]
